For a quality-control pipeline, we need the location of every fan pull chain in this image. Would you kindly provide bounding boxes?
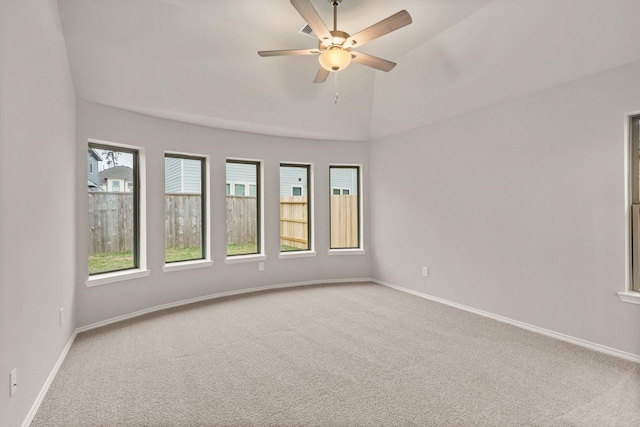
[334,72,339,105]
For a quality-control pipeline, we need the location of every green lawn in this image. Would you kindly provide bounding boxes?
[165,246,203,263]
[90,243,306,274]
[88,251,134,275]
[227,243,258,256]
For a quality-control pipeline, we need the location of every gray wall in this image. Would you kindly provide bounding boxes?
[0,1,77,425]
[370,60,640,358]
[75,100,370,328]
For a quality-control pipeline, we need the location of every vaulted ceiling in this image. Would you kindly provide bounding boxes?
[57,0,640,141]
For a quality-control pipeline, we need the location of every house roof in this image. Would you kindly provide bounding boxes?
[88,148,103,161]
[57,0,640,141]
[99,166,133,183]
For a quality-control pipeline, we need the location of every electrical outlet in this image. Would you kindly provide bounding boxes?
[258,262,264,271]
[60,307,64,326]
[10,368,17,397]
[422,266,429,277]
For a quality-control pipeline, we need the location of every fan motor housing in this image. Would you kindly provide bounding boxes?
[319,30,351,50]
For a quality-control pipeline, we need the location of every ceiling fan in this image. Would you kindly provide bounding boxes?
[258,0,412,84]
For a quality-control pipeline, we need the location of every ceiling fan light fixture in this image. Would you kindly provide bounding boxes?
[319,47,351,71]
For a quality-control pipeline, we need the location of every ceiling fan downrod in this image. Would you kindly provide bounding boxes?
[331,0,341,31]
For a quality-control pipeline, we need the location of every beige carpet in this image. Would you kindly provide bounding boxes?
[32,282,640,426]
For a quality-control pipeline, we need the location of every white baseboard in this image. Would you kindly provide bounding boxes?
[77,278,373,333]
[373,279,640,364]
[22,331,77,427]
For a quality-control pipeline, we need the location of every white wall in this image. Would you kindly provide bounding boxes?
[370,60,640,358]
[75,100,370,328]
[0,1,77,426]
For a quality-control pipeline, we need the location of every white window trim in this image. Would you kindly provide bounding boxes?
[622,112,640,304]
[225,254,267,264]
[280,162,315,255]
[226,158,264,259]
[329,163,364,252]
[87,138,147,285]
[163,259,213,273]
[86,269,150,287]
[328,248,366,256]
[279,250,317,259]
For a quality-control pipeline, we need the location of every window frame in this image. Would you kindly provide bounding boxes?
[622,113,640,303]
[280,163,313,256]
[163,153,207,265]
[225,159,264,262]
[86,140,149,286]
[328,164,364,253]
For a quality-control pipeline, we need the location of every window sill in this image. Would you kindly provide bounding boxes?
[224,254,267,264]
[86,269,150,287]
[327,248,366,256]
[163,260,213,273]
[279,250,316,259]
[618,291,640,305]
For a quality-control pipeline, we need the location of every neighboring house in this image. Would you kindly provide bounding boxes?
[226,162,257,197]
[330,168,358,195]
[165,157,201,193]
[99,166,134,192]
[87,148,103,191]
[280,166,308,197]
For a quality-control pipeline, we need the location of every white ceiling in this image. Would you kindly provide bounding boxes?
[57,0,640,141]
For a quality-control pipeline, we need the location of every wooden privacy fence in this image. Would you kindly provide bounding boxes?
[226,196,257,245]
[88,192,134,253]
[280,196,308,249]
[88,193,358,253]
[166,193,202,249]
[331,195,358,248]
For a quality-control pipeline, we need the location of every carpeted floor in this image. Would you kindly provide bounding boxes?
[32,282,640,426]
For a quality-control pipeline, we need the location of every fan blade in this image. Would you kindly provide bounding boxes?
[291,0,332,42]
[351,52,396,72]
[313,67,330,84]
[344,10,412,49]
[258,49,320,57]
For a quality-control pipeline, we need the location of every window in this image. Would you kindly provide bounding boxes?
[226,160,261,256]
[87,143,139,275]
[280,164,311,252]
[330,166,360,249]
[112,180,120,192]
[332,188,350,195]
[629,115,640,294]
[165,154,206,263]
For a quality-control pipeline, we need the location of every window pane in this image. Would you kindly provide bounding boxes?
[165,155,205,263]
[88,146,137,274]
[227,161,259,256]
[330,166,359,249]
[280,165,310,252]
[632,116,640,292]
